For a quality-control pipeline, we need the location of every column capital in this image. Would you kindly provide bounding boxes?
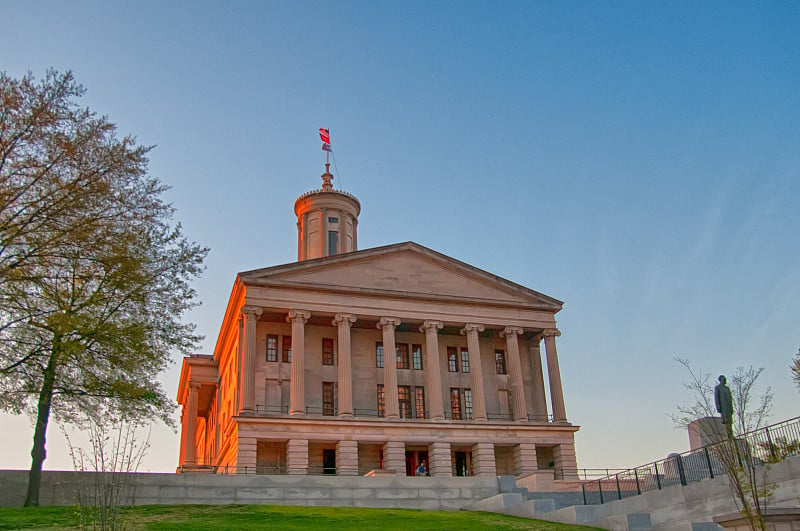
[188,381,202,391]
[501,326,525,339]
[377,317,401,330]
[242,305,263,319]
[420,320,444,332]
[542,328,561,339]
[287,309,311,324]
[460,323,484,335]
[333,313,357,326]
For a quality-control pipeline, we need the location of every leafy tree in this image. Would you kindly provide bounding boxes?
[672,358,774,531]
[0,70,207,506]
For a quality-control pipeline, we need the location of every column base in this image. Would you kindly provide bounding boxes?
[287,439,309,475]
[472,442,497,476]
[383,441,405,474]
[336,440,359,476]
[514,443,537,476]
[429,442,452,477]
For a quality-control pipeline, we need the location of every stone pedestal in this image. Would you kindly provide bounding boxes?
[514,442,538,476]
[287,439,309,475]
[429,442,452,477]
[688,416,728,450]
[472,442,496,476]
[237,436,257,472]
[383,441,405,474]
[336,440,359,476]
[553,442,578,479]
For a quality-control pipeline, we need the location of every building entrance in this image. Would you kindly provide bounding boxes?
[405,450,428,476]
[322,449,336,475]
[455,451,468,476]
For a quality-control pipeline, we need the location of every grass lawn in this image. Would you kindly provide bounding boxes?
[0,504,601,530]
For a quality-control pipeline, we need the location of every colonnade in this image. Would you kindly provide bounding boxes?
[239,307,566,424]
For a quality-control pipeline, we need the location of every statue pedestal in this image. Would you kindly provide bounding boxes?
[688,416,727,450]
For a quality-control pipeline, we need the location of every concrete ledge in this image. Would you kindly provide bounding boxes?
[0,470,499,510]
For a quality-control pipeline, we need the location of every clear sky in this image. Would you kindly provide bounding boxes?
[2,1,799,473]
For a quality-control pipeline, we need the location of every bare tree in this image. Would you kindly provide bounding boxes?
[791,346,800,391]
[63,411,150,530]
[672,358,774,531]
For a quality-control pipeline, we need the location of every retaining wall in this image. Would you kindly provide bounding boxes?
[0,470,499,510]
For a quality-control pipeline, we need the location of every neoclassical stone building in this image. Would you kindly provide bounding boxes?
[177,165,579,479]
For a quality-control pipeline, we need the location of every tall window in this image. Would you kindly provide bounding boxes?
[266,334,278,362]
[397,343,409,369]
[412,344,423,370]
[414,387,426,419]
[450,388,462,420]
[447,347,458,372]
[495,350,507,374]
[322,338,334,365]
[463,389,473,420]
[376,342,384,368]
[460,347,470,373]
[377,384,385,417]
[328,230,339,255]
[398,385,411,418]
[282,335,292,363]
[323,381,335,416]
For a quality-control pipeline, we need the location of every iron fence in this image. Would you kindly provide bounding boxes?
[582,416,800,505]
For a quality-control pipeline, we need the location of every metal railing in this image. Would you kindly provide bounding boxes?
[248,405,557,423]
[581,416,800,505]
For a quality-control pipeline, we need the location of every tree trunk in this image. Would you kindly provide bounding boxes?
[23,347,59,507]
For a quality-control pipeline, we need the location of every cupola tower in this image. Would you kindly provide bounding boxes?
[294,163,360,261]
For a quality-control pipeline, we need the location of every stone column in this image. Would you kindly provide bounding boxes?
[185,382,200,465]
[336,440,359,476]
[460,323,487,421]
[542,328,567,422]
[241,306,262,415]
[286,439,309,475]
[420,320,444,420]
[383,441,405,474]
[428,442,452,477]
[501,326,528,422]
[514,443,538,476]
[553,442,578,479]
[287,310,311,417]
[378,317,401,420]
[528,335,548,421]
[333,313,357,417]
[471,442,497,476]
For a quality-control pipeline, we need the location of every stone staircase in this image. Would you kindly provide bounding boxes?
[466,475,724,531]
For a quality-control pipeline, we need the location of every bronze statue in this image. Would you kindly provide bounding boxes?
[714,375,734,438]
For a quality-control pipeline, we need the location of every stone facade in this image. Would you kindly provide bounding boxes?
[177,165,579,479]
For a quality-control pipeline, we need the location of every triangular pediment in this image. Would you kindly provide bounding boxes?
[239,242,562,310]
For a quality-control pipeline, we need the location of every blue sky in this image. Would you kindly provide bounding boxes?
[2,1,798,472]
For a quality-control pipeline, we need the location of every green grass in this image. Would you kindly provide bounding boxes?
[0,504,600,530]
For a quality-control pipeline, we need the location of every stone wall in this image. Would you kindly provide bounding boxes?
[0,470,499,510]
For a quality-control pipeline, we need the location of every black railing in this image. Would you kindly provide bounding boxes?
[582,416,800,505]
[249,405,558,423]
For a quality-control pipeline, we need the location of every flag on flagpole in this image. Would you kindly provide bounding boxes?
[319,128,330,144]
[321,143,332,152]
